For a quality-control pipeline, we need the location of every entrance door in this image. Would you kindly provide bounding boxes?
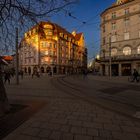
[137,64,140,74]
[112,64,119,76]
[102,65,105,76]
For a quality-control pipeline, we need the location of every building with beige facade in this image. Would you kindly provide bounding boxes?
[19,21,87,74]
[100,0,140,76]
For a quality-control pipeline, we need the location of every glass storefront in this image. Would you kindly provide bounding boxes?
[121,64,131,76]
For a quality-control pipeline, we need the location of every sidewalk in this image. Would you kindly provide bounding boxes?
[3,75,140,140]
[88,75,132,84]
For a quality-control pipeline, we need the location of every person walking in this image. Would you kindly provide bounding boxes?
[132,69,139,82]
[20,70,24,79]
[4,71,11,84]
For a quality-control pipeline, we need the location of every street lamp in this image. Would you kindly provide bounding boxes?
[109,35,112,78]
[51,62,55,76]
[15,27,19,85]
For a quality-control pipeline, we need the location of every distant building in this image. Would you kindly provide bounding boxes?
[88,55,100,74]
[19,21,87,74]
[0,55,14,71]
[100,0,140,76]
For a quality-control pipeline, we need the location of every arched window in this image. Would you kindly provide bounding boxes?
[111,48,117,56]
[137,46,140,54]
[123,46,131,55]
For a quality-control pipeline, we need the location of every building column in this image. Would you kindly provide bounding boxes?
[131,62,136,74]
[119,63,122,76]
[105,64,109,76]
[57,65,59,74]
[100,64,103,76]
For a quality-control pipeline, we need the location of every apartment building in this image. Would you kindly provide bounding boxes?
[19,21,87,74]
[100,0,140,76]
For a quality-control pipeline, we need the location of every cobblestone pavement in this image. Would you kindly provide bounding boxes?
[3,75,140,140]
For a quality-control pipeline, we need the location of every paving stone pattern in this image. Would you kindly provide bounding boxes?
[3,75,140,140]
[3,98,140,140]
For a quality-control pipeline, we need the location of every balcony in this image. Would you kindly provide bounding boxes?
[100,54,140,62]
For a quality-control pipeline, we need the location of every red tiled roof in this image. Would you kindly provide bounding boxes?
[2,56,13,61]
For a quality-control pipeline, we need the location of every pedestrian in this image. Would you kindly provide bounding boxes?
[83,69,88,79]
[131,69,139,82]
[32,70,35,78]
[20,70,24,79]
[4,71,11,84]
[28,68,31,75]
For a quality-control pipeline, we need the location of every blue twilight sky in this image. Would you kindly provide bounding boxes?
[49,0,115,61]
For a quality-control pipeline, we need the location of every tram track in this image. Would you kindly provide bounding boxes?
[51,76,140,121]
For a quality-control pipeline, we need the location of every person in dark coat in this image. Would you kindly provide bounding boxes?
[132,69,139,82]
[4,71,11,84]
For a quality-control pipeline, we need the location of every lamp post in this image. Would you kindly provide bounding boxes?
[109,35,112,78]
[15,27,19,85]
[51,62,54,76]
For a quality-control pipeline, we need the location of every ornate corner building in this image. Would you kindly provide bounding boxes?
[100,0,140,76]
[19,21,87,74]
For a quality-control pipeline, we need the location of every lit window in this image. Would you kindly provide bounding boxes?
[44,24,53,29]
[64,35,67,40]
[111,35,116,42]
[68,37,71,42]
[25,33,27,38]
[29,31,31,36]
[124,32,130,40]
[40,41,50,48]
[123,47,131,55]
[54,44,56,48]
[137,46,140,54]
[41,59,44,63]
[112,22,116,30]
[112,12,116,19]
[125,8,129,15]
[60,33,63,37]
[44,51,48,55]
[124,18,129,27]
[33,28,36,34]
[111,48,117,56]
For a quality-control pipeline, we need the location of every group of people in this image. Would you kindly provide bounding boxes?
[2,69,24,84]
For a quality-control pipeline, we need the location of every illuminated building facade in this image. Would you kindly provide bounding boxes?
[19,21,87,74]
[100,0,140,76]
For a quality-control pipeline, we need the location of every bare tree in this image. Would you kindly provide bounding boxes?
[0,0,77,115]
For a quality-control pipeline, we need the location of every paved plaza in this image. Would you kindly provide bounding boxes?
[2,74,140,140]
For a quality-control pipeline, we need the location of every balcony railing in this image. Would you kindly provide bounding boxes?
[100,54,140,62]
